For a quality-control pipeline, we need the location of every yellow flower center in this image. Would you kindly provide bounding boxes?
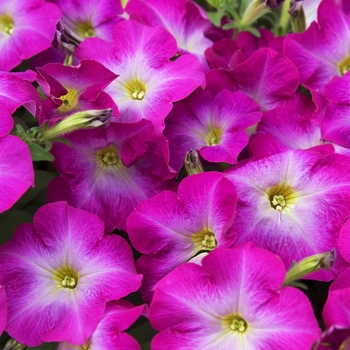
[58,88,79,112]
[76,22,95,38]
[222,314,248,334]
[338,55,350,76]
[266,183,298,212]
[206,126,223,146]
[191,228,217,252]
[124,79,147,100]
[53,265,79,290]
[0,14,14,35]
[96,145,121,169]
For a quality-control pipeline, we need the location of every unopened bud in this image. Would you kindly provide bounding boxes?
[4,338,26,350]
[239,0,270,28]
[283,249,336,286]
[52,19,82,55]
[43,109,112,140]
[289,0,306,32]
[184,149,204,175]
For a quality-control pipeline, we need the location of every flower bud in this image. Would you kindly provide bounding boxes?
[184,149,204,175]
[4,339,26,350]
[52,19,82,55]
[43,109,112,140]
[283,249,336,286]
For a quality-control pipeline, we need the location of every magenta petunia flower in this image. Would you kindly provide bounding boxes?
[47,120,176,232]
[284,0,350,91]
[52,0,123,43]
[323,267,350,329]
[316,325,350,350]
[0,135,34,213]
[127,172,237,302]
[0,285,6,336]
[0,0,61,71]
[36,60,118,123]
[126,0,213,71]
[58,300,146,350]
[75,19,205,132]
[0,201,142,346]
[0,73,41,119]
[149,244,321,349]
[225,148,350,279]
[206,48,299,112]
[164,88,261,172]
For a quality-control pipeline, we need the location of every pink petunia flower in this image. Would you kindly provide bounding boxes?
[284,0,350,91]
[52,0,123,43]
[75,19,205,132]
[127,172,237,302]
[164,87,261,172]
[0,285,6,336]
[149,244,321,349]
[0,0,61,71]
[36,60,118,123]
[225,148,350,280]
[126,0,213,71]
[206,48,299,112]
[0,202,142,346]
[47,120,176,232]
[58,300,146,350]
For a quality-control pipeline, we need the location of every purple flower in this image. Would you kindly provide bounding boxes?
[0,0,61,71]
[0,202,142,346]
[126,0,214,71]
[149,244,321,349]
[75,19,205,132]
[48,120,176,232]
[284,0,350,91]
[225,148,350,279]
[36,60,118,123]
[58,301,146,350]
[0,285,6,336]
[164,87,261,172]
[127,172,237,302]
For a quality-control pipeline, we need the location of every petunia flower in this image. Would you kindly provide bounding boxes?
[284,0,350,91]
[0,0,61,71]
[149,244,321,349]
[36,60,118,123]
[127,172,237,302]
[206,48,299,112]
[0,134,34,213]
[225,148,350,279]
[47,120,176,232]
[0,201,142,346]
[52,0,123,43]
[75,19,205,132]
[58,300,146,350]
[0,285,6,336]
[126,0,213,71]
[164,87,261,172]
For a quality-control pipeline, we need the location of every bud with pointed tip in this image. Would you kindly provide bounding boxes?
[283,249,336,286]
[184,149,204,175]
[43,108,112,140]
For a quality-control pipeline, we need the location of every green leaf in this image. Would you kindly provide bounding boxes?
[51,137,72,147]
[244,26,261,37]
[29,143,54,162]
[222,21,238,29]
[207,11,224,27]
[289,281,308,290]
